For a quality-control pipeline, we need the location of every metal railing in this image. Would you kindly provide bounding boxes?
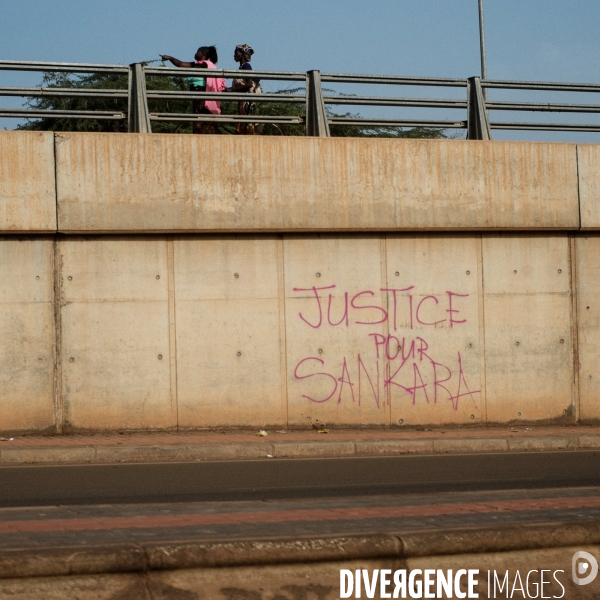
[0,60,129,122]
[2,59,600,139]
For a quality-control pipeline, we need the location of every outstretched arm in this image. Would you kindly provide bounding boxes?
[159,55,193,68]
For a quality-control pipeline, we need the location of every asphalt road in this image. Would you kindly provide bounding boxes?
[1,450,599,507]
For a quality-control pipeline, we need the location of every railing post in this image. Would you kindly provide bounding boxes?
[466,76,491,140]
[305,70,330,137]
[128,63,151,133]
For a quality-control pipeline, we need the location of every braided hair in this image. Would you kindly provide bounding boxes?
[197,46,218,63]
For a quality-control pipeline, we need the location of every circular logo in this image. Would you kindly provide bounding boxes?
[573,551,599,586]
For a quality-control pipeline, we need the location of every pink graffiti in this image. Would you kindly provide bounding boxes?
[292,282,478,412]
[294,344,480,412]
[293,285,468,330]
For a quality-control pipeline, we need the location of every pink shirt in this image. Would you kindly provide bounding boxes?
[196,60,226,114]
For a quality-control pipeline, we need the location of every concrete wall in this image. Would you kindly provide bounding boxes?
[54,133,580,233]
[578,144,600,230]
[0,232,597,433]
[0,132,56,233]
[0,238,55,432]
[0,132,600,432]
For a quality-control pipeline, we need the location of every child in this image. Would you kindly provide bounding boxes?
[160,46,225,134]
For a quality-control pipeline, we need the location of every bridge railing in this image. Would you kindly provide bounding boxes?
[2,59,600,139]
[141,65,309,134]
[0,60,129,122]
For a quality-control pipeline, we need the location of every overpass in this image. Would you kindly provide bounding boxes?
[1,130,600,434]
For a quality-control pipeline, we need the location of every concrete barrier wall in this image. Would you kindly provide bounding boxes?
[578,144,600,230]
[2,132,600,432]
[2,232,597,433]
[5,131,599,233]
[54,133,580,232]
[0,132,57,233]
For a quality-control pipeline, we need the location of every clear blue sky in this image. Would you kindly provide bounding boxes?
[2,0,600,140]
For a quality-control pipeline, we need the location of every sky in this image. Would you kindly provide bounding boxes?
[2,0,600,141]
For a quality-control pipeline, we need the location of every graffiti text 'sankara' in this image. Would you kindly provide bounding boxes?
[292,285,480,412]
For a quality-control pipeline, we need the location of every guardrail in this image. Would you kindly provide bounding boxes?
[2,59,600,139]
[0,60,129,123]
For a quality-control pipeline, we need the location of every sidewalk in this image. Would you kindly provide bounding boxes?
[1,487,599,552]
[1,488,599,598]
[1,425,599,466]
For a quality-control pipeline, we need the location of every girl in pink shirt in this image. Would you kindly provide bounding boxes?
[160,46,226,134]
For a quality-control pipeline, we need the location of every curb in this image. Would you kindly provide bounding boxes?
[0,433,599,466]
[1,520,599,580]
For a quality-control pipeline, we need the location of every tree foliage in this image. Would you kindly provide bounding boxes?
[17,70,448,139]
